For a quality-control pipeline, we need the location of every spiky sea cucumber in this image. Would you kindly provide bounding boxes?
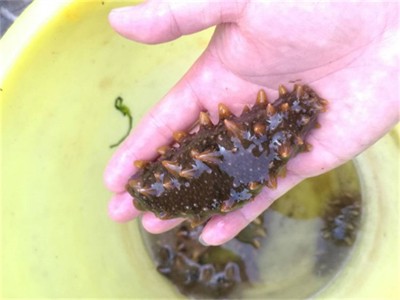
[126,84,327,225]
[155,222,248,299]
[321,193,361,246]
[153,214,266,299]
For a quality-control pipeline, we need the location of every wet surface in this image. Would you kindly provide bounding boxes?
[140,161,362,299]
[142,216,267,299]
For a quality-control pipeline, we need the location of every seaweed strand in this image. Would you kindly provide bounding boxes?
[109,96,133,148]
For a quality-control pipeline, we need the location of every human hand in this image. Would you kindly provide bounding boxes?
[104,1,399,245]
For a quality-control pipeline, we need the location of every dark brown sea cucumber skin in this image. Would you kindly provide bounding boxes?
[154,221,250,299]
[152,214,266,299]
[321,193,361,246]
[126,85,327,224]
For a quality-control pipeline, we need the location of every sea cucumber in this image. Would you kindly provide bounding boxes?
[153,215,266,299]
[315,192,362,275]
[126,84,327,225]
[321,193,361,246]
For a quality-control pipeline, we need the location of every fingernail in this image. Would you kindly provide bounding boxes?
[199,235,209,246]
[110,6,134,14]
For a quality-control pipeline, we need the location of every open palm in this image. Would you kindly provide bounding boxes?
[104,1,399,245]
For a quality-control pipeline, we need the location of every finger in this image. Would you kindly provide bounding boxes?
[142,212,184,234]
[108,0,246,44]
[199,173,303,246]
[108,192,142,222]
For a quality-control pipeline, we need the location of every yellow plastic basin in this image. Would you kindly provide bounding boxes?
[1,0,398,298]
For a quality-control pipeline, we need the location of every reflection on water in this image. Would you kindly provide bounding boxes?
[139,161,362,299]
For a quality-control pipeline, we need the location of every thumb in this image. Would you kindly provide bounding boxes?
[108,0,246,44]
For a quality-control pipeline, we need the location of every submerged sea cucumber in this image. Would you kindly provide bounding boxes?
[155,223,248,298]
[321,193,362,246]
[126,84,327,225]
[315,192,362,275]
[153,215,266,299]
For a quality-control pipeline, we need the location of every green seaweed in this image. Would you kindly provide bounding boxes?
[109,96,133,148]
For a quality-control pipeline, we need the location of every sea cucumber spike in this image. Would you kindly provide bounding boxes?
[157,145,170,156]
[221,201,233,213]
[317,99,329,113]
[295,84,305,98]
[320,98,329,106]
[199,112,213,128]
[163,176,174,190]
[134,160,149,169]
[189,216,203,228]
[322,231,331,238]
[218,103,231,120]
[281,103,290,112]
[314,122,321,129]
[344,237,353,246]
[175,253,186,268]
[278,85,288,97]
[242,105,250,114]
[224,263,240,280]
[137,186,156,196]
[278,143,290,158]
[266,103,276,116]
[252,217,263,226]
[253,123,265,135]
[224,119,244,139]
[278,165,287,178]
[256,89,268,106]
[252,239,262,249]
[248,181,261,191]
[128,179,141,189]
[154,172,162,180]
[190,149,200,158]
[266,174,278,190]
[200,266,214,282]
[301,116,310,125]
[304,142,313,152]
[179,168,197,179]
[195,150,222,165]
[295,136,304,146]
[173,131,187,143]
[255,226,267,238]
[162,160,181,177]
[319,105,327,113]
